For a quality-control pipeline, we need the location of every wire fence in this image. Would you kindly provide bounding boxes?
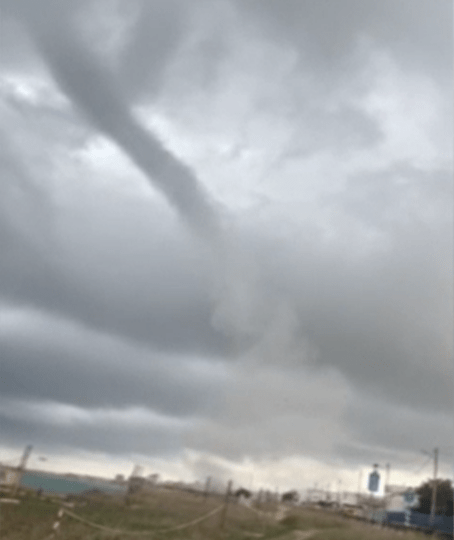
[43,503,224,539]
[40,490,283,540]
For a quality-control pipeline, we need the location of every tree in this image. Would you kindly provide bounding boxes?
[415,479,453,516]
[282,490,299,503]
[234,487,252,498]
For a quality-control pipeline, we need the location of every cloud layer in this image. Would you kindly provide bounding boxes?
[0,0,452,489]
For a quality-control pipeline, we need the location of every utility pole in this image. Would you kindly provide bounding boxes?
[219,480,232,530]
[12,445,33,496]
[357,469,362,497]
[429,448,439,524]
[385,463,391,494]
[204,476,211,501]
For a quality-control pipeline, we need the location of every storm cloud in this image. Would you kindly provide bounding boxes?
[0,0,452,489]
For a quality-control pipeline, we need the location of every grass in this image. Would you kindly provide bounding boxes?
[279,508,348,531]
[0,492,60,540]
[284,508,429,540]
[0,489,432,540]
[310,523,429,540]
[276,507,429,540]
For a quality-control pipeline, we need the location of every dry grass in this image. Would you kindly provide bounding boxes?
[0,490,431,540]
[284,508,428,540]
[279,508,348,531]
[310,523,428,540]
[0,489,277,540]
[278,507,429,540]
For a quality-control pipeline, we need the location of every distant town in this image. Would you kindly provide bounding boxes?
[1,450,452,537]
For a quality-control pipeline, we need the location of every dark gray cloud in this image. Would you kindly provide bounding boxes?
[0,179,451,467]
[344,394,452,459]
[0,230,228,358]
[234,0,452,82]
[0,400,188,456]
[0,330,224,416]
[263,205,452,413]
[0,0,451,485]
[0,156,228,356]
[117,0,191,102]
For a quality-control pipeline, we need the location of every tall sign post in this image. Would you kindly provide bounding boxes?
[12,444,33,497]
[368,464,380,493]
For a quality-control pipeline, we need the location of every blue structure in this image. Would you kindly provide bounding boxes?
[368,470,380,492]
[386,510,453,535]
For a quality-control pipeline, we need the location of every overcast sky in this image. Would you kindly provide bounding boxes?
[0,0,452,492]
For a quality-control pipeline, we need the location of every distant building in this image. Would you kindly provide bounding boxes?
[305,488,332,504]
[340,492,361,506]
[114,474,126,484]
[0,466,21,487]
[385,485,416,512]
[125,474,163,494]
[147,474,159,485]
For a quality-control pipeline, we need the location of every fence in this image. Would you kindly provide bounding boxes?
[43,503,224,539]
[385,510,453,535]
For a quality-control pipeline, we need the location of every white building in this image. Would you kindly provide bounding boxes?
[385,485,418,512]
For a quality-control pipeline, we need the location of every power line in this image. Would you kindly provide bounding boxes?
[412,456,433,475]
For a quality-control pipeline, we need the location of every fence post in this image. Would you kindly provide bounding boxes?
[46,507,64,540]
[219,480,232,530]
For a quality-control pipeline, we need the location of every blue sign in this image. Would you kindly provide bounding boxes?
[368,471,380,492]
